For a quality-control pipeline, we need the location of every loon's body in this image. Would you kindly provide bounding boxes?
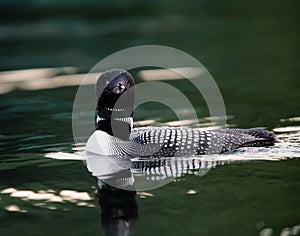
[130,126,275,156]
[86,69,276,157]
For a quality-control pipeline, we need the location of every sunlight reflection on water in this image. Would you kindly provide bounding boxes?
[1,187,95,213]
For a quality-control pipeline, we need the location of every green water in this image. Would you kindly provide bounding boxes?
[1,0,300,235]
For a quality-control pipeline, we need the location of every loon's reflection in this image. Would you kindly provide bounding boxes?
[86,153,216,192]
[88,154,216,236]
[97,181,138,236]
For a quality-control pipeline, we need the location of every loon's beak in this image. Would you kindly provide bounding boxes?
[119,84,126,90]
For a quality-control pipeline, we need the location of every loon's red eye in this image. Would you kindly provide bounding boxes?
[125,80,131,88]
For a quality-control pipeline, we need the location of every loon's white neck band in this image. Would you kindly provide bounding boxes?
[96,116,133,130]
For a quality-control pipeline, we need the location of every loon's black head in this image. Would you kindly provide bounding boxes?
[96,69,135,119]
[96,69,135,140]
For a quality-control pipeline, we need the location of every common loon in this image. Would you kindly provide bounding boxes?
[85,69,276,157]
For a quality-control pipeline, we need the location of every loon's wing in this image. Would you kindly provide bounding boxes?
[129,127,276,157]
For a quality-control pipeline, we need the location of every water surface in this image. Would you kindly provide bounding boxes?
[1,0,300,235]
